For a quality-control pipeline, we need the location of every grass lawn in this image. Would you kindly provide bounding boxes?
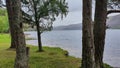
[0,34,112,68]
[0,34,81,68]
[0,34,11,43]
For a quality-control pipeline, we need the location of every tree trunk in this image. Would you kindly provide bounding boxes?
[6,0,17,49]
[33,1,43,52]
[94,0,107,68]
[81,0,95,68]
[36,22,43,52]
[6,0,28,68]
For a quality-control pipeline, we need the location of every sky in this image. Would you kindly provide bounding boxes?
[1,0,82,26]
[2,0,119,26]
[53,0,82,26]
[53,0,120,26]
[1,0,82,27]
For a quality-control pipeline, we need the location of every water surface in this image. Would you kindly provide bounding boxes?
[25,29,120,67]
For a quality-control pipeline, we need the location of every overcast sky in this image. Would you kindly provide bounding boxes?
[53,0,120,26]
[1,0,82,26]
[2,0,118,26]
[53,0,82,26]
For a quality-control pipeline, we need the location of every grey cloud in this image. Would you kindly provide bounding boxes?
[66,0,82,12]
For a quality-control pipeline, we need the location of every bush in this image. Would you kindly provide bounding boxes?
[0,9,9,33]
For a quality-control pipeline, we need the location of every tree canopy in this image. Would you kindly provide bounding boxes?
[21,0,68,51]
[107,0,120,15]
[22,0,68,32]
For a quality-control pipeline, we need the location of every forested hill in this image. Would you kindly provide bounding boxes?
[53,14,120,30]
[53,23,82,30]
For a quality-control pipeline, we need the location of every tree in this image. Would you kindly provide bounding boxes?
[0,0,3,7]
[2,0,29,48]
[93,0,107,68]
[22,0,68,52]
[0,0,21,48]
[6,0,28,68]
[107,0,120,15]
[81,0,95,68]
[108,0,120,9]
[6,0,18,48]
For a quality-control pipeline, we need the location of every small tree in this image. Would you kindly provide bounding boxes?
[107,0,120,14]
[22,0,68,52]
[0,0,3,7]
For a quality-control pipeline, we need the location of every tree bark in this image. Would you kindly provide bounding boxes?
[6,0,17,49]
[6,0,28,68]
[81,0,95,68]
[94,0,107,68]
[36,22,43,52]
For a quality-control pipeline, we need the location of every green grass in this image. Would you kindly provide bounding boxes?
[104,64,113,68]
[0,44,81,68]
[0,34,81,68]
[0,34,11,43]
[0,34,112,68]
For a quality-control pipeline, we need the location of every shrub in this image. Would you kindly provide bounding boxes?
[0,9,9,33]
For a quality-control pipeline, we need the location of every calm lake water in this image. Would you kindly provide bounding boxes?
[25,29,120,67]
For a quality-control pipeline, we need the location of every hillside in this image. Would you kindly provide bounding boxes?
[53,23,82,30]
[107,14,120,29]
[53,14,120,30]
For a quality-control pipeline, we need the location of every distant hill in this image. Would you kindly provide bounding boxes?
[53,14,120,30]
[53,23,82,30]
[107,14,120,29]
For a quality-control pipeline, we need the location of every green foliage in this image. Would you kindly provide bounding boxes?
[104,63,113,68]
[22,0,68,33]
[0,9,9,33]
[0,9,6,16]
[108,0,120,9]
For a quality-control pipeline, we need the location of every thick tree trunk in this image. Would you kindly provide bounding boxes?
[81,0,95,68]
[6,0,17,49]
[94,0,107,68]
[6,0,28,68]
[36,22,43,52]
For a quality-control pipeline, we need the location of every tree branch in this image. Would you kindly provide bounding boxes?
[107,10,120,15]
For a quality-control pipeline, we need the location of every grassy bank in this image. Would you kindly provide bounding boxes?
[0,34,112,68]
[0,34,11,43]
[0,34,81,68]
[0,44,81,68]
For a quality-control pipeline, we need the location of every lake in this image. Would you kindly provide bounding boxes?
[25,29,120,67]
